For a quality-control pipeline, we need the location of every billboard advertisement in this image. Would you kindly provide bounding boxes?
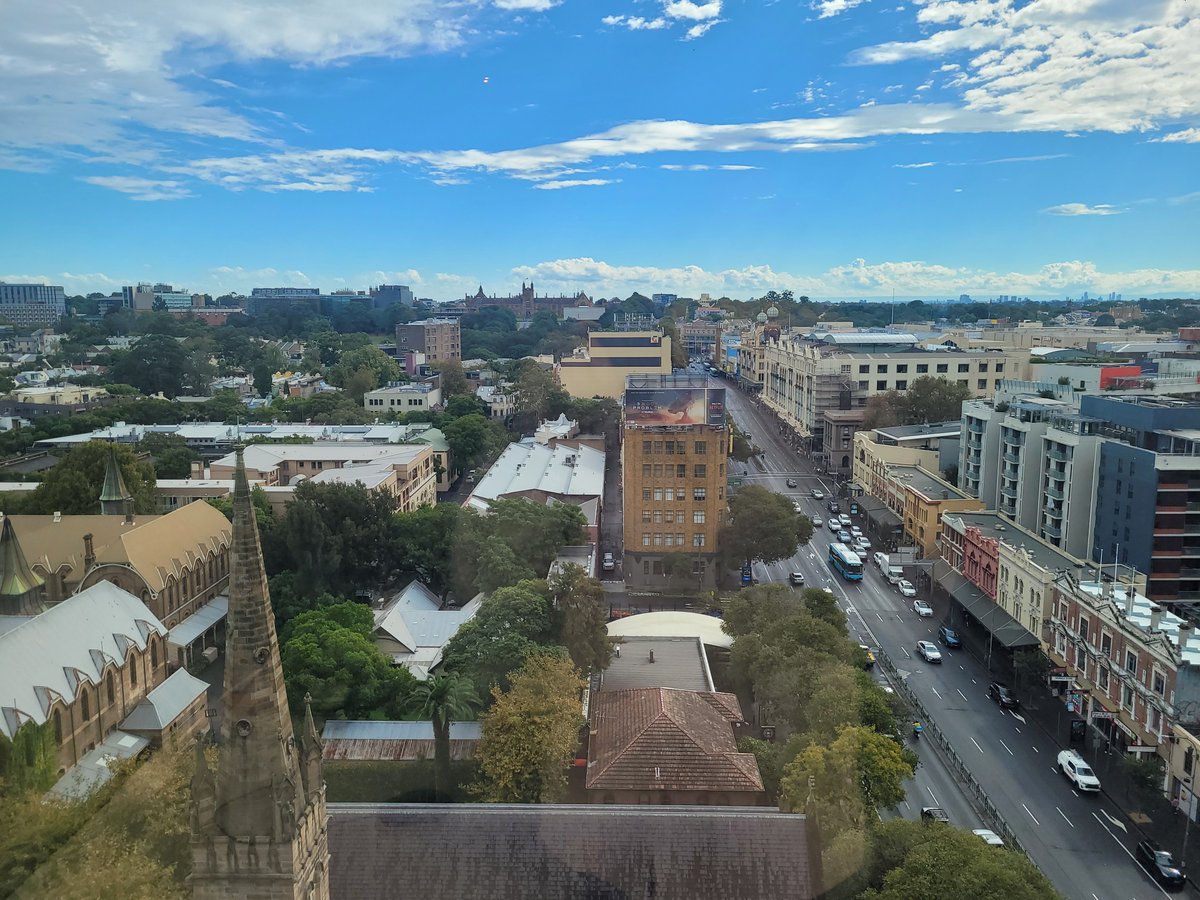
[625,387,726,427]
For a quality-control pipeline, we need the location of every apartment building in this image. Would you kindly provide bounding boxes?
[621,375,729,589]
[397,318,461,363]
[678,321,721,360]
[852,431,940,502]
[822,408,866,479]
[364,382,442,414]
[893,466,984,557]
[760,331,1028,451]
[0,282,67,327]
[559,331,672,400]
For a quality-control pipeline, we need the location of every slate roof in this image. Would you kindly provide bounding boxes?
[586,688,763,793]
[327,804,814,900]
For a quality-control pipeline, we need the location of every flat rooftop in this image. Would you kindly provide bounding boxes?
[942,511,1082,574]
[874,420,962,442]
[888,465,970,500]
[599,636,714,693]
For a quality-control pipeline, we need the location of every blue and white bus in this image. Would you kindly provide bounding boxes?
[828,542,864,581]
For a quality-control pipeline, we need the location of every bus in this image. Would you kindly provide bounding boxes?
[828,542,864,581]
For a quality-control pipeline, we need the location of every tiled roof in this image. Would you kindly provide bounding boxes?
[327,804,813,900]
[586,688,763,793]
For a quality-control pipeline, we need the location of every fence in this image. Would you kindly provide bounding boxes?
[877,647,1029,857]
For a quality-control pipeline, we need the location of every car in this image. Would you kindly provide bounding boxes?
[793,502,804,513]
[812,489,825,500]
[858,644,876,669]
[1135,839,1186,892]
[602,551,615,572]
[1057,749,1101,793]
[920,807,951,824]
[916,640,942,663]
[854,539,871,554]
[987,681,1020,710]
[838,530,852,543]
[912,598,933,616]
[828,519,842,533]
[972,829,1005,848]
[838,514,852,527]
[898,580,917,598]
[849,526,863,538]
[887,569,906,585]
[938,625,961,647]
[873,552,888,570]
[827,500,841,514]
[812,515,824,527]
[786,478,798,488]
[789,571,805,586]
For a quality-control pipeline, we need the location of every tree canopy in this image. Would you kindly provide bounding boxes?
[718,484,813,569]
[549,563,612,674]
[15,442,156,516]
[862,375,973,430]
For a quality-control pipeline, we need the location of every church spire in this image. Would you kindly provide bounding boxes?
[98,445,132,516]
[0,516,45,616]
[190,448,329,900]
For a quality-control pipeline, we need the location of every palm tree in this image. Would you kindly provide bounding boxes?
[409,672,480,801]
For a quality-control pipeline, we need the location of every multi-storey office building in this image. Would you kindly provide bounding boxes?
[621,374,729,589]
[0,282,67,327]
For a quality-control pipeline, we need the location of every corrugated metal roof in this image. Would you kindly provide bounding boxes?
[121,669,208,731]
[321,720,482,761]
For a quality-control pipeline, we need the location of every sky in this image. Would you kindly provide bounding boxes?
[1,0,1198,301]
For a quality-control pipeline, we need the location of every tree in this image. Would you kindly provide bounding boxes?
[549,563,612,674]
[1012,648,1051,694]
[408,673,480,801]
[474,652,585,803]
[25,442,156,515]
[512,361,565,423]
[108,334,188,397]
[0,721,58,797]
[393,503,463,599]
[280,603,418,719]
[864,376,973,429]
[434,360,470,399]
[252,361,273,397]
[138,432,201,479]
[442,413,508,472]
[328,345,402,391]
[444,393,487,419]
[719,485,813,569]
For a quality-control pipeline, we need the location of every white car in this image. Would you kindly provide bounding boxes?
[873,552,888,570]
[973,829,1004,847]
[849,526,863,538]
[812,515,824,527]
[812,489,825,500]
[793,502,804,513]
[838,514,852,527]
[916,640,942,663]
[898,580,917,598]
[827,519,842,533]
[912,598,933,616]
[1057,749,1101,792]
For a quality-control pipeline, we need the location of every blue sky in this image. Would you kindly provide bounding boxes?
[1,0,1197,300]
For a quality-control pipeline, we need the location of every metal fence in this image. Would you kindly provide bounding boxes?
[877,647,1029,857]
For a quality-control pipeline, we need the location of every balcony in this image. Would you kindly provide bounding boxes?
[1046,484,1064,501]
[969,421,985,434]
[1004,450,1021,464]
[1044,505,1063,520]
[999,501,1017,516]
[1043,523,1063,539]
[1048,448,1070,463]
[1182,568,1200,580]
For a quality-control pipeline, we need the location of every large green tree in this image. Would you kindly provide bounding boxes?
[408,673,480,801]
[549,563,612,674]
[393,503,463,599]
[442,413,509,474]
[108,334,189,397]
[138,432,201,479]
[862,375,973,430]
[718,485,813,569]
[474,652,585,803]
[23,442,156,515]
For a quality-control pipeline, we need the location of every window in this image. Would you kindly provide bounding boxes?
[859,364,869,374]
[1098,667,1109,691]
[693,533,706,547]
[694,464,707,478]
[996,363,1005,373]
[693,510,706,524]
[654,441,664,454]
[876,380,888,390]
[694,441,707,455]
[676,464,686,478]
[1153,671,1167,697]
[693,487,706,501]
[642,464,651,477]
[664,440,675,454]
[1101,633,1112,659]
[643,489,651,501]
[642,510,651,523]
[917,363,928,373]
[896,364,908,374]
[675,533,684,547]
[936,363,948,374]
[1078,617,1089,643]
[106,671,115,704]
[130,660,138,688]
[958,363,969,373]
[81,689,90,720]
[877,364,889,374]
[642,440,651,454]
[642,533,650,546]
[653,464,663,477]
[896,380,907,391]
[653,533,664,546]
[653,510,663,524]
[1125,651,1137,675]
[977,379,987,390]
[53,709,62,744]
[1123,684,1135,710]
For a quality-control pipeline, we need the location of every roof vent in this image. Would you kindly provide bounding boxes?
[648,649,655,664]
[654,766,661,780]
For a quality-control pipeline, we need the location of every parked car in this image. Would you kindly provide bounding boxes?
[854,538,871,554]
[1057,749,1101,793]
[920,807,951,824]
[898,580,917,598]
[912,598,933,616]
[916,640,942,663]
[849,526,863,538]
[789,571,805,586]
[938,625,961,647]
[827,500,841,514]
[602,551,615,572]
[973,829,1004,847]
[1135,839,1186,892]
[987,681,1020,710]
[793,502,804,513]
[812,489,825,500]
[786,478,798,488]
[812,515,824,527]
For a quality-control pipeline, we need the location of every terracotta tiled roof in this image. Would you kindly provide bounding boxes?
[586,688,763,793]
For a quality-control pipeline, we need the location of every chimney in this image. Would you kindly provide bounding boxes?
[124,511,134,525]
[1124,587,1136,616]
[190,460,204,479]
[1179,623,1194,653]
[648,649,656,664]
[1150,605,1163,633]
[83,533,95,570]
[615,645,621,658]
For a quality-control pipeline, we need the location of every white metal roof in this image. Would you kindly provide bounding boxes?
[1076,580,1200,666]
[34,421,424,448]
[606,611,732,649]
[167,595,228,649]
[0,582,166,738]
[373,583,483,679]
[466,441,604,513]
[121,669,209,732]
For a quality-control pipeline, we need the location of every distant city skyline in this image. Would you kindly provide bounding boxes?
[1,2,1197,300]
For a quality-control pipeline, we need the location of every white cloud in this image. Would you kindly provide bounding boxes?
[531,178,622,190]
[1152,128,1200,143]
[1043,202,1124,216]
[603,15,670,30]
[894,161,936,168]
[660,163,759,171]
[813,0,869,19]
[663,1,722,20]
[985,153,1068,164]
[79,175,191,201]
[494,0,561,9]
[602,0,722,37]
[510,256,1200,298]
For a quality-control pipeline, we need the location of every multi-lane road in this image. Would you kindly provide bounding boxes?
[721,381,1190,900]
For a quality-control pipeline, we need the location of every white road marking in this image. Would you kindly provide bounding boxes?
[1008,711,1027,724]
[931,687,943,700]
[999,739,1014,756]
[901,647,911,658]
[970,737,984,753]
[1100,809,1128,833]
[971,678,977,684]
[1072,790,1079,798]
[1022,804,1041,825]
[1014,727,1021,734]
[876,612,884,622]
[926,786,939,805]
[1056,807,1074,828]
[1093,814,1170,897]
[1032,745,1039,753]
[956,688,969,702]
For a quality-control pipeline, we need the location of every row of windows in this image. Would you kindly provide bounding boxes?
[641,464,711,478]
[641,510,706,524]
[53,639,160,742]
[640,440,708,455]
[643,558,708,576]
[164,551,229,613]
[641,486,722,501]
[848,361,1005,376]
[641,532,707,547]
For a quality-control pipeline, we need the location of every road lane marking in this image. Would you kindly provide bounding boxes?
[1009,711,1027,724]
[1032,745,1039,753]
[999,739,1014,756]
[901,647,911,658]
[1056,807,1075,828]
[1014,727,1021,734]
[931,687,943,700]
[1022,804,1040,825]
[956,688,969,702]
[1072,790,1079,798]
[926,786,939,805]
[1100,809,1128,833]
[970,737,984,753]
[1092,815,1170,898]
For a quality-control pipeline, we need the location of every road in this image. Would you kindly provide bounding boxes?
[721,381,1188,900]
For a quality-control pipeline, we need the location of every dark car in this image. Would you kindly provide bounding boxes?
[938,625,961,648]
[786,478,798,488]
[987,681,1020,710]
[1136,839,1186,892]
[920,807,951,824]
[827,500,841,514]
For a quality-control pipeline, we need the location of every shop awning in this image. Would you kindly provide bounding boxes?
[861,497,903,534]
[168,595,228,649]
[937,569,1039,649]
